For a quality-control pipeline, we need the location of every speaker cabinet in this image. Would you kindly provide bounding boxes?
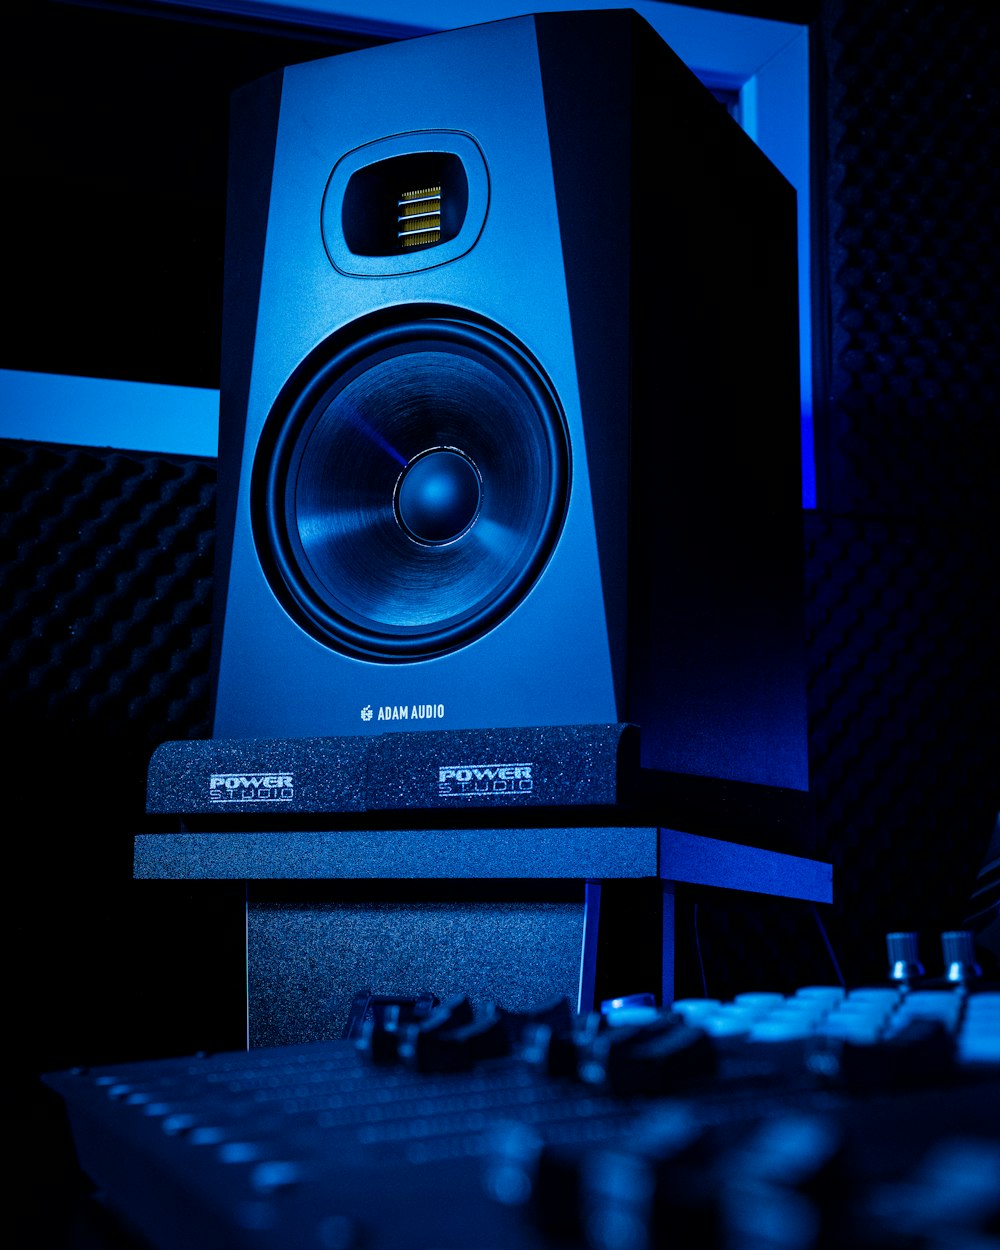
[213,9,808,794]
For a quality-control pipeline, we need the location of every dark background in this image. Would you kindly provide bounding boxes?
[2,0,998,1098]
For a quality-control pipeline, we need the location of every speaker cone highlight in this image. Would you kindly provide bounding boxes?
[253,314,569,660]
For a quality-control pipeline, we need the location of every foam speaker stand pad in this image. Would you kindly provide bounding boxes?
[146,723,638,816]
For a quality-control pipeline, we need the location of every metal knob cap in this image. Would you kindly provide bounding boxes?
[941,930,983,984]
[886,931,925,984]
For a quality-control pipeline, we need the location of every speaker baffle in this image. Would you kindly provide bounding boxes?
[253,315,570,661]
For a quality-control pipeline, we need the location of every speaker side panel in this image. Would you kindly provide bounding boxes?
[213,17,623,740]
[530,11,807,791]
[626,22,808,791]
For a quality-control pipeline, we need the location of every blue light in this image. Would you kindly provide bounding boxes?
[341,402,408,469]
[467,515,519,560]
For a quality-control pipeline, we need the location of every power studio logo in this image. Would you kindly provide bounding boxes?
[438,762,534,799]
[209,772,294,803]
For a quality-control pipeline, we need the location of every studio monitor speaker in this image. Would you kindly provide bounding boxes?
[213,9,808,794]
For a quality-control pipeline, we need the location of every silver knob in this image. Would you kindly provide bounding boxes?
[941,930,982,984]
[886,931,925,984]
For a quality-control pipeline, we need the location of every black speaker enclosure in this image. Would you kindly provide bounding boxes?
[213,10,808,796]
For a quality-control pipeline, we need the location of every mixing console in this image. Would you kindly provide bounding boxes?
[44,959,1000,1250]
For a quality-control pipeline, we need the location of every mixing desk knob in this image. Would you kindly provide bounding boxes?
[886,931,925,986]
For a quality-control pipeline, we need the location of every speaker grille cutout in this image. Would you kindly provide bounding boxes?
[252,313,570,661]
[342,154,465,257]
[398,185,442,248]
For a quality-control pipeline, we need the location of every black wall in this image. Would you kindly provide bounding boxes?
[3,0,999,1087]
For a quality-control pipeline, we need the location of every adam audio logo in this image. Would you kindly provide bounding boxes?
[209,773,294,803]
[361,703,445,723]
[438,762,534,799]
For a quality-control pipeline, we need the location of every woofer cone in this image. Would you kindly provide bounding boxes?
[252,313,570,660]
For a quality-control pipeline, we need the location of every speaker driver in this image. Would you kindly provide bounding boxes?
[253,313,570,660]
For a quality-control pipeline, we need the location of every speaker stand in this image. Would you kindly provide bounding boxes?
[134,828,831,1044]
